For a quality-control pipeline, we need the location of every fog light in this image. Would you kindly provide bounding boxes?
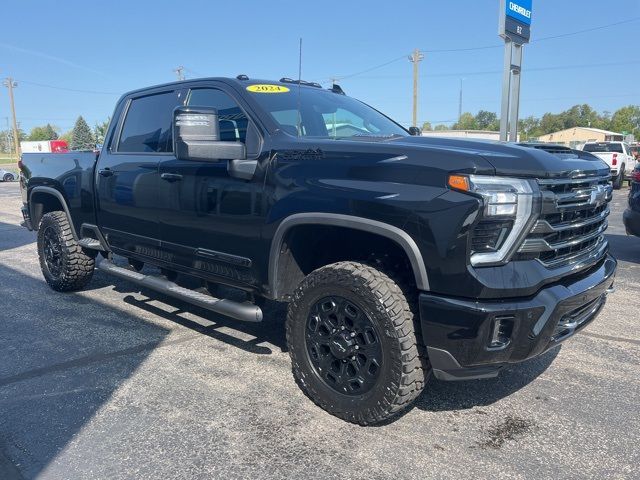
[488,315,514,349]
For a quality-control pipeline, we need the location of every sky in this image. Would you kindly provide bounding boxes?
[0,0,639,134]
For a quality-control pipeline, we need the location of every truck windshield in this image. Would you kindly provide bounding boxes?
[583,143,623,153]
[246,85,408,140]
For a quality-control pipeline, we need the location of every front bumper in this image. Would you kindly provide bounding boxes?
[623,208,640,237]
[419,254,617,380]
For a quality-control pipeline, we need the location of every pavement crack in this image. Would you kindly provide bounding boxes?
[581,331,640,346]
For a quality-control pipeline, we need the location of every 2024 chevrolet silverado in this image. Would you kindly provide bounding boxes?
[20,77,616,424]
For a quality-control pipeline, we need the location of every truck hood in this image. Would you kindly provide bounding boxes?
[389,136,611,179]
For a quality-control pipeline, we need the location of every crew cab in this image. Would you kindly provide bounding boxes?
[623,165,640,237]
[582,141,636,189]
[19,76,617,425]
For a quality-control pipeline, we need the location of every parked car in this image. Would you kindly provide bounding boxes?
[19,76,617,425]
[623,165,640,237]
[582,141,637,189]
[0,168,16,182]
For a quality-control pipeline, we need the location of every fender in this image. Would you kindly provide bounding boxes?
[268,213,430,298]
[28,186,79,240]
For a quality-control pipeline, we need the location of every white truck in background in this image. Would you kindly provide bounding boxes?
[19,140,68,154]
[582,141,636,189]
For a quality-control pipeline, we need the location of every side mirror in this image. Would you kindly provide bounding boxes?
[408,126,421,136]
[173,106,246,162]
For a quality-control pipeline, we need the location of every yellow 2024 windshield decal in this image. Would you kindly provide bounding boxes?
[246,84,290,93]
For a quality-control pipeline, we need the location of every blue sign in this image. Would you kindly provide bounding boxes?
[506,0,532,26]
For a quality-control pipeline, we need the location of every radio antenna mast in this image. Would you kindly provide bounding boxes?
[296,38,302,138]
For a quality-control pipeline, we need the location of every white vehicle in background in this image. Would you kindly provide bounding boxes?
[582,141,637,189]
[0,168,16,182]
[19,140,68,154]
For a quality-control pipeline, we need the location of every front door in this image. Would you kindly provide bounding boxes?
[96,89,183,258]
[158,85,266,288]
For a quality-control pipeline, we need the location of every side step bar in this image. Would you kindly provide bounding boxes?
[98,260,263,322]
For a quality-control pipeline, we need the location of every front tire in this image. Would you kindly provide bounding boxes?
[286,261,429,425]
[37,211,95,292]
[3,173,14,182]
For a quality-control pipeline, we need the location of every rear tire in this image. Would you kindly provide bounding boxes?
[286,261,429,425]
[37,211,95,292]
[613,170,623,189]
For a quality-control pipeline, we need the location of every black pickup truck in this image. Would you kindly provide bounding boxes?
[19,76,616,425]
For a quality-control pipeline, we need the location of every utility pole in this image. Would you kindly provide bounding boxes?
[4,117,13,161]
[3,78,20,158]
[173,66,185,81]
[458,78,464,123]
[408,49,424,128]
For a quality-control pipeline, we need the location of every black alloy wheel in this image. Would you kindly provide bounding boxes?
[42,226,63,278]
[305,295,383,396]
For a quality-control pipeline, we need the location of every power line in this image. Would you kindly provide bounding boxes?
[335,59,640,80]
[320,17,640,83]
[17,80,119,95]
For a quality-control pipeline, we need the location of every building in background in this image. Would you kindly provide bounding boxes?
[535,127,626,148]
[420,130,517,141]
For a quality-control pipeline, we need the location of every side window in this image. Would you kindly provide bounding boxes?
[187,89,249,143]
[118,91,181,153]
[322,108,382,138]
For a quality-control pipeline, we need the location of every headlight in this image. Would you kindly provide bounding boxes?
[448,174,537,266]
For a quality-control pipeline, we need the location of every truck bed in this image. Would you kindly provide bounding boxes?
[20,151,98,230]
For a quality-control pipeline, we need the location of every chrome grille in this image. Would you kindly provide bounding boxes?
[517,175,612,268]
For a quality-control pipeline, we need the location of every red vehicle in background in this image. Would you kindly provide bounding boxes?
[20,140,68,153]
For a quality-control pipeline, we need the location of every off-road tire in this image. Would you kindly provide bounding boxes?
[37,211,95,291]
[286,261,429,425]
[3,173,14,182]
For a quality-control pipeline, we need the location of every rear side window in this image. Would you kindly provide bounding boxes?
[118,91,181,153]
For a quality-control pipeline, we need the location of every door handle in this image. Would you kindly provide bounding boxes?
[161,173,183,182]
[98,168,113,177]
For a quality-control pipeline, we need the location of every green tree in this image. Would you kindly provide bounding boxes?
[610,105,640,138]
[453,112,477,130]
[421,121,432,131]
[28,123,59,141]
[94,118,110,145]
[434,124,450,131]
[0,128,27,154]
[70,116,95,150]
[518,116,542,140]
[59,130,73,145]
[475,110,499,131]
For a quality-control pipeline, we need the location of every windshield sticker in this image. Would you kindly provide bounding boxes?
[247,84,290,93]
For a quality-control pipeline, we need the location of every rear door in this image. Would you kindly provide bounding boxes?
[96,89,184,257]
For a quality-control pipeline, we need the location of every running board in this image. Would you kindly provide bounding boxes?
[98,260,263,322]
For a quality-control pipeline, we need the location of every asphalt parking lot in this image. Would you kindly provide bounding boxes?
[0,180,638,480]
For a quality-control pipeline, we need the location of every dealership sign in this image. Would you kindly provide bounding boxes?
[499,0,532,44]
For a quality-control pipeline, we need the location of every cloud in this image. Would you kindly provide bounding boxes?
[0,43,106,76]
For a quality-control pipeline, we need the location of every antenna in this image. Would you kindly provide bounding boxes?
[296,38,302,138]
